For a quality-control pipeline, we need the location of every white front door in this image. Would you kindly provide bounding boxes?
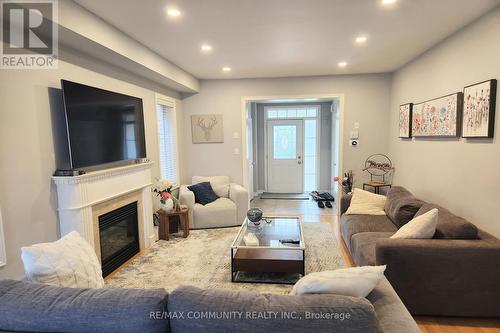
[267,119,304,193]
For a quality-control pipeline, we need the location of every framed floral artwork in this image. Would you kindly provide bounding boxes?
[412,92,463,137]
[399,103,413,138]
[462,79,497,138]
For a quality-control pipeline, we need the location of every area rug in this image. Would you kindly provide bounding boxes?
[105,222,346,294]
[260,192,310,200]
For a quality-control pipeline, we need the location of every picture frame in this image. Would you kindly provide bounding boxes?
[462,79,497,138]
[399,103,413,138]
[412,92,463,137]
[191,114,224,143]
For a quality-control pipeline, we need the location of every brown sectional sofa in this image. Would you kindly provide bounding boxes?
[340,186,500,318]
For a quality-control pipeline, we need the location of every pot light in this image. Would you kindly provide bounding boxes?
[167,9,181,17]
[222,66,231,72]
[201,44,212,52]
[382,0,397,5]
[355,36,368,44]
[338,62,347,68]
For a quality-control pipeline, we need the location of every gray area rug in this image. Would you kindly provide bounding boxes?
[105,222,346,294]
[260,192,310,200]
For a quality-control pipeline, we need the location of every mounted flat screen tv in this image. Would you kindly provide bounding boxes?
[61,80,146,170]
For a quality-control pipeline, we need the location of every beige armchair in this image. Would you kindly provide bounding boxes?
[179,176,249,229]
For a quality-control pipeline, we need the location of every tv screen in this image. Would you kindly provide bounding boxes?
[61,80,146,169]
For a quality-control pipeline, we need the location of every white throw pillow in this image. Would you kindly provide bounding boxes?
[21,231,104,288]
[290,265,386,297]
[391,208,438,239]
[345,188,386,215]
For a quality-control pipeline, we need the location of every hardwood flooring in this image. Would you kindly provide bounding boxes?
[250,197,500,333]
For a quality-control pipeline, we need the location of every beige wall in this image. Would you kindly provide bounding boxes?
[389,7,500,237]
[181,74,392,187]
[0,45,180,279]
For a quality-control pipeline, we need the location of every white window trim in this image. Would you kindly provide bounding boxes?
[155,94,180,186]
[263,105,321,192]
[0,207,6,267]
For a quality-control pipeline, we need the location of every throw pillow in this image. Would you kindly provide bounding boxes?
[345,188,386,215]
[290,265,386,297]
[21,231,104,288]
[188,182,219,205]
[391,208,438,239]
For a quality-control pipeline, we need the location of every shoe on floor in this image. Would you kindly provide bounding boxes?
[317,201,325,208]
[325,201,332,208]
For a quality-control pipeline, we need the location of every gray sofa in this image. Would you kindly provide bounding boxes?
[0,278,419,333]
[340,186,500,318]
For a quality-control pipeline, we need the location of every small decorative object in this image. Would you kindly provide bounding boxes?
[334,171,353,194]
[412,92,463,137]
[191,114,224,143]
[153,179,180,212]
[247,208,263,226]
[399,103,413,138]
[462,79,497,138]
[363,154,394,184]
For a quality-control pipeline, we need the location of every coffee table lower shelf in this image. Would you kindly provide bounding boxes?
[231,248,305,284]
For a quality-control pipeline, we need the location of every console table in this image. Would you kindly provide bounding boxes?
[362,182,392,194]
[157,207,189,241]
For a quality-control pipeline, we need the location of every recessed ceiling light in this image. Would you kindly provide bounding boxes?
[382,0,397,5]
[222,66,231,72]
[355,36,368,44]
[201,44,212,52]
[338,62,347,68]
[167,9,181,17]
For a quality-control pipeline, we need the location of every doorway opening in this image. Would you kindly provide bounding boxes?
[242,96,343,201]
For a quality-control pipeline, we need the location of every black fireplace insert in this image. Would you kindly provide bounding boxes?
[98,201,140,277]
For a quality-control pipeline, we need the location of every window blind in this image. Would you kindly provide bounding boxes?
[156,102,178,185]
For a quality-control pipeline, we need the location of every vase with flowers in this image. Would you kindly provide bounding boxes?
[334,171,353,194]
[153,179,180,212]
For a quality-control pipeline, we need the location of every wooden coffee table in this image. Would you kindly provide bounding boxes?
[230,216,305,283]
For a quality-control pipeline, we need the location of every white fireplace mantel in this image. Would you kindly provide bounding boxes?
[52,162,155,252]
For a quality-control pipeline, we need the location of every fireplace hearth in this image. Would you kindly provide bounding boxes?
[98,201,140,277]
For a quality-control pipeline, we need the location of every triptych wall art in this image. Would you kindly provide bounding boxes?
[399,79,497,139]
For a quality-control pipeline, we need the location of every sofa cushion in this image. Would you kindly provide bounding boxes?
[290,266,387,298]
[192,197,237,229]
[351,232,395,266]
[169,286,376,333]
[21,231,104,288]
[192,175,230,198]
[188,182,219,205]
[384,186,425,228]
[0,279,168,333]
[391,208,438,239]
[341,214,397,251]
[366,278,420,333]
[415,203,478,239]
[345,188,386,215]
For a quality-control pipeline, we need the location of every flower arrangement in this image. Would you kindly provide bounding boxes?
[153,179,180,212]
[334,171,353,194]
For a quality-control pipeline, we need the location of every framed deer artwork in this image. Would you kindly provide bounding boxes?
[191,114,224,143]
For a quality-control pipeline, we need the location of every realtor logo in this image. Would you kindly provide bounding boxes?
[1,0,58,69]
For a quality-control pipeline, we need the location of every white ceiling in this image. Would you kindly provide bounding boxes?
[76,0,500,80]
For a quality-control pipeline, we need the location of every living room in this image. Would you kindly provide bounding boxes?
[1,0,500,332]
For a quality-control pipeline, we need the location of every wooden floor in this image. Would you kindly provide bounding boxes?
[251,197,500,333]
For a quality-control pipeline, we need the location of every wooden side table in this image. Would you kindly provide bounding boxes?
[157,207,189,241]
[363,182,392,194]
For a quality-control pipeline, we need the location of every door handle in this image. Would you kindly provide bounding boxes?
[298,161,302,165]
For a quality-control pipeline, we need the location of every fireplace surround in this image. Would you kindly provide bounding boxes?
[52,162,155,275]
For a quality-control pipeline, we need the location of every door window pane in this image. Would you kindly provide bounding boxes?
[273,126,296,159]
